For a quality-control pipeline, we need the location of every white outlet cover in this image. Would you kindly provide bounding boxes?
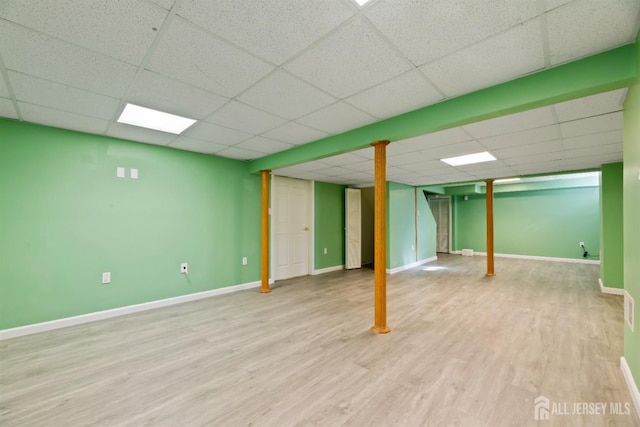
[180,263,188,273]
[130,168,138,179]
[116,167,125,178]
[102,272,111,284]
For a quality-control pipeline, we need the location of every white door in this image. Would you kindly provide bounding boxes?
[429,197,450,253]
[273,176,311,280]
[345,188,362,269]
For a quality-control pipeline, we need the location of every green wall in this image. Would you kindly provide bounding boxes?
[0,119,261,330]
[387,182,416,269]
[387,182,437,270]
[453,187,600,260]
[623,39,640,389]
[600,163,624,288]
[313,181,345,270]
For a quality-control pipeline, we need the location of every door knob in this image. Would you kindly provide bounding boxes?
[304,227,309,231]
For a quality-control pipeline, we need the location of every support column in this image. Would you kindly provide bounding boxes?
[260,170,272,293]
[371,140,390,334]
[486,179,495,276]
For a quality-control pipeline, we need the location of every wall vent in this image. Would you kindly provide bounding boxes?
[625,291,635,332]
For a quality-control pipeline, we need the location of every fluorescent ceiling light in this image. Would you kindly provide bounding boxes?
[117,103,196,134]
[494,178,521,184]
[355,0,372,5]
[441,151,497,166]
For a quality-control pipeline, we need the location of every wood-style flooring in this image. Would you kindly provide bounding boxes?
[1,254,638,426]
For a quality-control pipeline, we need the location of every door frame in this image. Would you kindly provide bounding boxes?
[428,195,453,254]
[270,175,314,281]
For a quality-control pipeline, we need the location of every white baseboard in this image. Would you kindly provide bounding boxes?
[620,357,640,420]
[386,256,438,274]
[598,277,625,295]
[0,280,264,341]
[473,252,600,265]
[449,251,461,255]
[312,265,344,275]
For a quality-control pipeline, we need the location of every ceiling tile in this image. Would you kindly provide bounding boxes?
[554,89,625,122]
[262,122,329,146]
[479,125,560,149]
[320,153,370,166]
[0,0,167,65]
[148,0,175,10]
[19,102,108,134]
[216,145,264,161]
[0,75,9,97]
[471,167,519,179]
[463,106,556,138]
[234,136,294,154]
[346,70,443,119]
[9,71,119,120]
[387,139,428,157]
[206,101,287,135]
[397,160,452,173]
[177,0,354,65]
[493,140,563,159]
[296,101,376,134]
[128,71,228,120]
[168,136,228,155]
[513,161,570,175]
[183,121,251,145]
[386,151,435,166]
[563,142,622,159]
[284,17,413,98]
[366,0,539,66]
[399,128,474,149]
[457,159,510,171]
[107,122,176,146]
[283,160,335,173]
[148,18,274,98]
[420,20,545,98]
[562,129,623,150]
[312,166,353,176]
[238,70,336,120]
[559,112,622,138]
[544,0,573,11]
[0,20,137,97]
[0,97,18,119]
[547,0,640,65]
[503,152,565,166]
[343,160,375,172]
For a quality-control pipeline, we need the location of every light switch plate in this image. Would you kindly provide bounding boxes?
[102,272,111,284]
[116,167,125,178]
[130,168,138,179]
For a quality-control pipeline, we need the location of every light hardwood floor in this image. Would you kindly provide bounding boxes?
[1,255,638,426]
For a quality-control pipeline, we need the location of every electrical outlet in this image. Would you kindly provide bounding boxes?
[242,257,248,265]
[181,263,188,274]
[579,241,584,247]
[102,272,111,284]
[323,248,327,255]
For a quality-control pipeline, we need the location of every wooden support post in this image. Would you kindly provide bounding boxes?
[371,140,390,334]
[486,179,495,277]
[260,170,272,293]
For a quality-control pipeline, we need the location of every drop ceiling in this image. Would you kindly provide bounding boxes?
[0,0,638,187]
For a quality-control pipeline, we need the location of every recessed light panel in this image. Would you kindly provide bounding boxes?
[117,103,196,134]
[355,0,373,6]
[441,151,497,166]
